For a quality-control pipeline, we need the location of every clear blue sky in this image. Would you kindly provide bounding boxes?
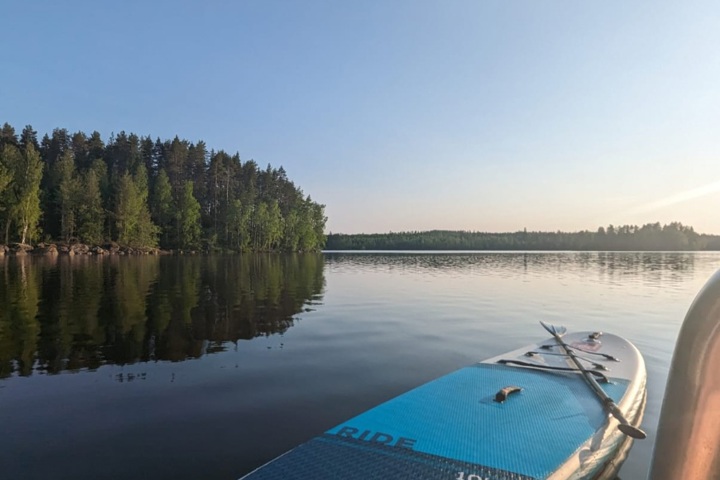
[2,1,719,234]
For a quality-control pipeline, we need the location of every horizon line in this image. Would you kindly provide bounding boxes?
[327,222,718,237]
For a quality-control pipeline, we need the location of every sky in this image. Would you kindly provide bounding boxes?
[2,0,720,234]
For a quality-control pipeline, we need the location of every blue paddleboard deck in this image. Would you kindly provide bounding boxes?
[242,364,628,480]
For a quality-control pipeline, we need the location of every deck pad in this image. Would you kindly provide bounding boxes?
[244,364,628,479]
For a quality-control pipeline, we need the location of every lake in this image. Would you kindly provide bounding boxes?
[1,251,718,480]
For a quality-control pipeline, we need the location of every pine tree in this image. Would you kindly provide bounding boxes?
[13,144,44,244]
[187,141,208,208]
[150,168,173,246]
[20,125,39,151]
[70,131,90,170]
[86,131,105,163]
[251,202,268,250]
[310,200,327,250]
[266,200,283,250]
[164,136,189,195]
[76,169,105,245]
[55,150,79,241]
[0,123,17,148]
[39,128,70,239]
[0,154,11,193]
[115,174,138,247]
[0,144,19,243]
[140,136,155,177]
[175,181,201,249]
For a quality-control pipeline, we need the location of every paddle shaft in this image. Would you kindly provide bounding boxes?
[542,324,646,439]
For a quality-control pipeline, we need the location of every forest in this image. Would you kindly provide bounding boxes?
[326,223,720,251]
[0,122,326,252]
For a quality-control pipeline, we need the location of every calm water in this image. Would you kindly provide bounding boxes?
[1,252,719,480]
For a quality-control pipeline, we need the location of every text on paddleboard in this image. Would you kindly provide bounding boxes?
[335,426,417,449]
[456,473,489,480]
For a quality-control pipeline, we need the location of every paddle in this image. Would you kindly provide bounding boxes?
[539,342,620,361]
[525,351,609,371]
[497,359,610,382]
[539,321,647,440]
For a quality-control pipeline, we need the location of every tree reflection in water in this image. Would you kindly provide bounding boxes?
[0,254,325,377]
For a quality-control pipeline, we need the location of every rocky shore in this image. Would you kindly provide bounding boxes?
[0,242,177,256]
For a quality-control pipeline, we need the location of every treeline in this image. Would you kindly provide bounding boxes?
[0,122,326,251]
[327,223,720,251]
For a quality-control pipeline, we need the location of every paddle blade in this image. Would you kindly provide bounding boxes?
[539,321,566,337]
[618,423,647,439]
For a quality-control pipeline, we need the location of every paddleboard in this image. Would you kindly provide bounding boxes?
[240,329,646,480]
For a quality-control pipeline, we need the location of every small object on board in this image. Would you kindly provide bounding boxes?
[494,385,523,403]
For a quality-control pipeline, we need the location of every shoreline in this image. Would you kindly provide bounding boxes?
[0,242,173,257]
[0,242,321,256]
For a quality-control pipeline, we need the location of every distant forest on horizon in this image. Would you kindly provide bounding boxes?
[0,122,326,251]
[326,223,720,251]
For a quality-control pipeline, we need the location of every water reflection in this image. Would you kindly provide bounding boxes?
[325,251,696,278]
[0,257,41,377]
[0,254,325,378]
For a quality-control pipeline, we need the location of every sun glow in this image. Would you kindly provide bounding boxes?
[628,180,720,215]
